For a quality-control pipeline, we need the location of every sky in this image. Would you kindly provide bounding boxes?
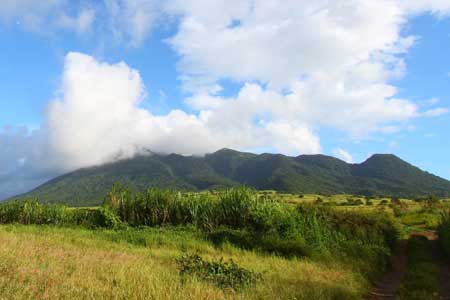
[0,0,450,199]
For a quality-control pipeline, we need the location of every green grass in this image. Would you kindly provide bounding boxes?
[2,186,450,300]
[0,224,372,300]
[438,210,450,258]
[397,235,440,300]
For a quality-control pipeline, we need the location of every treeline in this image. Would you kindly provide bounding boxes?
[0,186,399,274]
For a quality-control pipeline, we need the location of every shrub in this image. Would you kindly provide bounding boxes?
[177,253,262,290]
[216,186,258,228]
[208,227,309,257]
[397,236,440,300]
[93,206,123,228]
[438,210,450,257]
[379,199,389,205]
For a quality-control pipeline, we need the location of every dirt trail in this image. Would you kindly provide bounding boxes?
[366,240,408,300]
[439,261,450,300]
[366,232,450,300]
[425,233,450,300]
[414,232,450,300]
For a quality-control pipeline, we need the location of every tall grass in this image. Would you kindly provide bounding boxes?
[0,200,120,228]
[438,210,450,257]
[0,186,403,299]
[104,185,399,272]
[397,235,440,300]
[0,185,399,275]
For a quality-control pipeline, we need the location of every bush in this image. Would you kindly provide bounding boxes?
[438,210,450,257]
[0,200,72,225]
[216,186,258,228]
[208,227,309,257]
[397,236,440,300]
[178,253,262,290]
[93,206,123,228]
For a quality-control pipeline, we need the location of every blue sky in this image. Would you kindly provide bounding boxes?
[0,1,450,199]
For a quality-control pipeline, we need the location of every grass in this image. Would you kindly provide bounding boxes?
[2,187,449,299]
[397,235,440,300]
[438,210,450,257]
[0,224,370,300]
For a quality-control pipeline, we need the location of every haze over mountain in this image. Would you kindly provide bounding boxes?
[9,149,450,206]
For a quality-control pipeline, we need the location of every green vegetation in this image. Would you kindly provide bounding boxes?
[10,149,450,206]
[438,210,450,257]
[0,224,378,300]
[3,185,450,299]
[0,187,400,265]
[397,235,440,300]
[0,186,407,300]
[178,253,262,290]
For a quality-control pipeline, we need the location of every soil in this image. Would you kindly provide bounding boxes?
[366,240,408,300]
[366,231,450,300]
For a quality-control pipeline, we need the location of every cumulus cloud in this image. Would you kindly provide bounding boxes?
[165,0,433,140]
[168,0,410,90]
[46,53,322,169]
[332,148,354,163]
[2,0,450,198]
[0,52,322,198]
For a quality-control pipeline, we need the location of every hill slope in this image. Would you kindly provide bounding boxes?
[9,149,450,206]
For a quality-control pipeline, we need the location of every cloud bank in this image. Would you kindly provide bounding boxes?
[1,0,450,199]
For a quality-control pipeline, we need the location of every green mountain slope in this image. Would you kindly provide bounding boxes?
[9,149,450,206]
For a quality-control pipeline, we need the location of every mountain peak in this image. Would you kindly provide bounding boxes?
[213,148,240,154]
[365,153,400,161]
[8,148,450,205]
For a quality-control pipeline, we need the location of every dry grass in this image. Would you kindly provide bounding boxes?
[0,225,367,300]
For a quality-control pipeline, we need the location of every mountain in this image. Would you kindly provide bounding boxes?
[8,149,450,206]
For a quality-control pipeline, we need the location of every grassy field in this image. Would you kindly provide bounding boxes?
[0,187,449,300]
[0,225,371,300]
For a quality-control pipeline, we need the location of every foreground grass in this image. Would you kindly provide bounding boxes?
[397,235,440,300]
[0,224,370,300]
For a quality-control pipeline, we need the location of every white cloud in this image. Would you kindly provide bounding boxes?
[0,0,161,45]
[398,0,450,15]
[168,0,410,91]
[332,148,353,163]
[104,0,162,47]
[165,0,433,141]
[0,0,95,33]
[423,107,449,117]
[57,9,95,34]
[2,1,450,198]
[47,53,321,168]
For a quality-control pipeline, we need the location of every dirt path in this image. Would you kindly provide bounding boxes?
[366,232,450,300]
[424,233,450,300]
[366,240,408,300]
[439,261,450,300]
[414,231,450,300]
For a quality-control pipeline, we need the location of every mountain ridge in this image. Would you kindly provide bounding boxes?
[8,149,450,206]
